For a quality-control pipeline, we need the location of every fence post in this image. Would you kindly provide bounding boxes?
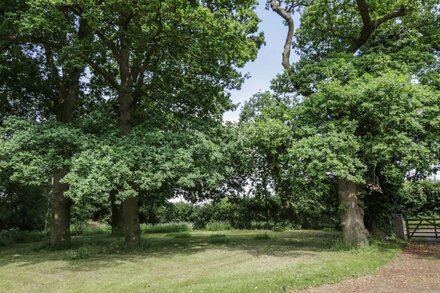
[392,214,406,239]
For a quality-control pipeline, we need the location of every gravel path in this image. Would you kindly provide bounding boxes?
[296,242,440,293]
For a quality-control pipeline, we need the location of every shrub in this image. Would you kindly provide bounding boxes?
[205,221,231,231]
[250,221,272,230]
[271,224,285,232]
[141,222,193,233]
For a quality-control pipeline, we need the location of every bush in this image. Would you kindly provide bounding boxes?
[205,221,231,231]
[271,224,285,232]
[141,222,193,234]
[250,221,272,230]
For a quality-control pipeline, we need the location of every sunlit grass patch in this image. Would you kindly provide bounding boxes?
[0,230,402,293]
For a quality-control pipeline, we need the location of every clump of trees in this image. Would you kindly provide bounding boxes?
[0,0,439,248]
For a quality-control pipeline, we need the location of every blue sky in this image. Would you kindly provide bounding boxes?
[223,2,300,122]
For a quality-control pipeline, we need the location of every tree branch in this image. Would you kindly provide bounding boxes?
[0,35,62,48]
[87,59,121,91]
[356,0,371,27]
[270,0,294,69]
[349,2,407,53]
[44,47,62,89]
[374,5,406,27]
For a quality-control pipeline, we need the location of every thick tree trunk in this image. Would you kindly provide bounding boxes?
[48,68,81,248]
[50,168,71,248]
[117,41,141,246]
[280,197,297,224]
[337,178,369,246]
[110,194,124,236]
[122,196,141,246]
[45,17,88,248]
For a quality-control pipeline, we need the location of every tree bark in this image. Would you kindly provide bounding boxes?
[50,168,71,248]
[337,178,369,246]
[117,36,141,246]
[110,193,124,236]
[122,196,141,246]
[270,0,294,69]
[48,65,82,248]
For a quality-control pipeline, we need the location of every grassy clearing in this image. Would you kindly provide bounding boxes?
[0,230,402,293]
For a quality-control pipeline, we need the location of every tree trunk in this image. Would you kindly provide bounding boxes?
[48,68,81,248]
[45,17,87,248]
[337,178,369,246]
[50,168,71,248]
[122,196,141,246]
[117,40,141,246]
[110,193,124,236]
[280,197,297,224]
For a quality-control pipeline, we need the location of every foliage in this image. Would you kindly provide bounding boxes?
[399,179,440,216]
[266,0,440,237]
[0,180,47,231]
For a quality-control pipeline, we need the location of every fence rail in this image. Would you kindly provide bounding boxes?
[405,217,439,239]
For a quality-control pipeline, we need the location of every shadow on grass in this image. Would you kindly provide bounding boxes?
[0,230,346,271]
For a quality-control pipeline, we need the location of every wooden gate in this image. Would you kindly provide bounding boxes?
[405,217,440,239]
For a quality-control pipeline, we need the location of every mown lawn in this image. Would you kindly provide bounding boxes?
[0,230,402,293]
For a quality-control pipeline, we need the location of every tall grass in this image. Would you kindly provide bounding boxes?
[205,221,231,231]
[141,222,193,234]
[71,222,111,236]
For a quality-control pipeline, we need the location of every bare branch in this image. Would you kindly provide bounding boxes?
[270,0,294,69]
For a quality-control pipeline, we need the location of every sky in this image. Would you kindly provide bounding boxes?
[223,2,300,122]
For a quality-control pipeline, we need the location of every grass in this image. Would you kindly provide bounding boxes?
[207,234,230,244]
[205,221,231,231]
[0,230,46,246]
[254,232,271,240]
[141,222,193,233]
[0,230,403,293]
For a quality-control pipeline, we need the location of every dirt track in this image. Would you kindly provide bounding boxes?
[296,242,440,293]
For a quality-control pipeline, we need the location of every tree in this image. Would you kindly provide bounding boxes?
[46,0,262,246]
[1,0,262,246]
[0,1,92,247]
[269,0,440,245]
[240,92,300,224]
